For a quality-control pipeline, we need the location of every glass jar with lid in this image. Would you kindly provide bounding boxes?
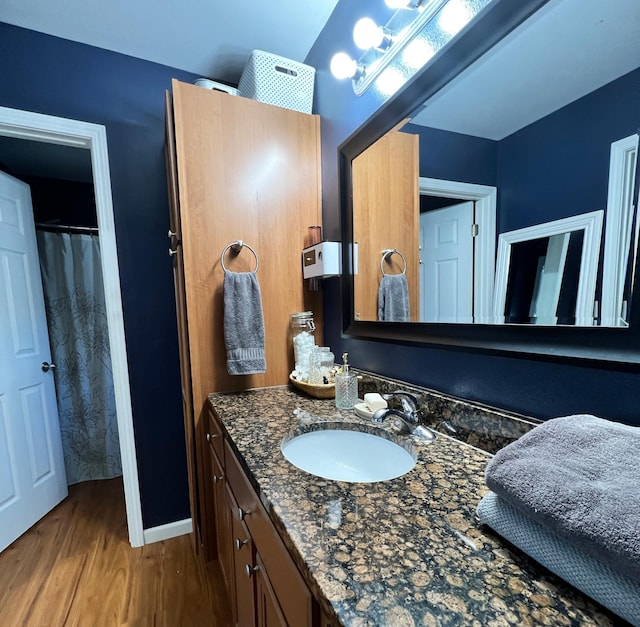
[308,346,335,385]
[290,311,316,376]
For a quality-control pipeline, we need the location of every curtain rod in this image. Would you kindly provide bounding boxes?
[36,222,99,235]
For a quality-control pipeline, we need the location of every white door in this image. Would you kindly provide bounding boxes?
[0,171,67,553]
[420,201,474,322]
[529,233,570,325]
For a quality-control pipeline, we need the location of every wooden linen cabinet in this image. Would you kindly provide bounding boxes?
[165,79,323,624]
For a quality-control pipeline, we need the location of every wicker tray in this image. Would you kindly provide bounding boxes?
[289,374,335,399]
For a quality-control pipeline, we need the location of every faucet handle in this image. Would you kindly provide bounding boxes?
[383,391,419,415]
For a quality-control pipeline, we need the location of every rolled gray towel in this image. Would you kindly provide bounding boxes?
[223,270,266,375]
[485,414,640,581]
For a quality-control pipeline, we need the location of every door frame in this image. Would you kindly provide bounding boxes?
[0,106,144,547]
[419,177,497,323]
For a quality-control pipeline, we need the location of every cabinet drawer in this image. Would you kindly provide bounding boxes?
[225,440,313,627]
[206,405,224,460]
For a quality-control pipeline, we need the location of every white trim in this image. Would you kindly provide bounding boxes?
[143,518,193,544]
[0,106,144,547]
[493,210,604,326]
[419,177,497,323]
[601,134,638,327]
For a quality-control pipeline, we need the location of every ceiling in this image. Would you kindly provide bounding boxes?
[412,0,640,139]
[0,0,339,84]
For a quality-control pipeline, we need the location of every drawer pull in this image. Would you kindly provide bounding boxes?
[206,432,220,442]
[235,537,248,550]
[245,564,259,577]
[237,507,251,521]
[212,474,224,483]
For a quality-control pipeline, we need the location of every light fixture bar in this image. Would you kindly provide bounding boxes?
[353,0,450,95]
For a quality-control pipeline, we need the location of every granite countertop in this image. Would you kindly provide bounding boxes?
[209,386,621,626]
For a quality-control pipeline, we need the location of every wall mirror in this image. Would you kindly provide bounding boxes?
[339,0,640,364]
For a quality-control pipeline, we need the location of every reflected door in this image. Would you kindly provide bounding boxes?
[420,201,474,322]
[0,172,67,553]
[352,130,419,321]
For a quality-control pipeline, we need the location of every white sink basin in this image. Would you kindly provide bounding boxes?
[281,427,416,483]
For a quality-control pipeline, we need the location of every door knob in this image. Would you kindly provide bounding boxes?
[41,362,56,372]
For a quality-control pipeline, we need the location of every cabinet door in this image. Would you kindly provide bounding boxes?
[211,449,234,606]
[165,90,199,552]
[255,552,288,627]
[230,492,256,627]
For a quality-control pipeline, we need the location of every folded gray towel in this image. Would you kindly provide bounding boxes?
[485,414,640,581]
[223,270,266,375]
[477,491,640,625]
[377,274,409,322]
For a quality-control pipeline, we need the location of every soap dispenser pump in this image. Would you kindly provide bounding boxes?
[335,352,358,409]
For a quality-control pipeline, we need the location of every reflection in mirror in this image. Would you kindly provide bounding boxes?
[494,211,604,326]
[350,0,640,328]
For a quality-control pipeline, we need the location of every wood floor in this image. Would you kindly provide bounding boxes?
[0,478,233,627]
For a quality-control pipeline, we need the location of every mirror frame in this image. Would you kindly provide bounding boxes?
[339,0,640,368]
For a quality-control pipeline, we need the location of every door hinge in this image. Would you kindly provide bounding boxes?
[471,223,479,237]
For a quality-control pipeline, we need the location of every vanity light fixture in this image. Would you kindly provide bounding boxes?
[330,0,492,96]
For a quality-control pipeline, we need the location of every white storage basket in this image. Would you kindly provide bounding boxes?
[238,50,315,114]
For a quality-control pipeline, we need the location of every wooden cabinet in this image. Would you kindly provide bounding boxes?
[206,405,317,627]
[165,80,322,559]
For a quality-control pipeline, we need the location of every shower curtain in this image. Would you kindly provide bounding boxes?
[37,231,121,484]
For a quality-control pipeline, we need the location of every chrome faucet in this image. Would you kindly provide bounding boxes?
[371,391,436,441]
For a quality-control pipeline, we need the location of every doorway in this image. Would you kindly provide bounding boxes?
[420,200,475,322]
[0,106,143,547]
[419,177,497,324]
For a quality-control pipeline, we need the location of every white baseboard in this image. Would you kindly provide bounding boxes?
[143,518,193,544]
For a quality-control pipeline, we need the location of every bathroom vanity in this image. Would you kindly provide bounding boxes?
[206,385,622,626]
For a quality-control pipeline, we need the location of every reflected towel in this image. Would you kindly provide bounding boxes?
[378,274,409,322]
[223,271,266,375]
[485,414,640,580]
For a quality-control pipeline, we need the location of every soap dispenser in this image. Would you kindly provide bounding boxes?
[335,352,358,409]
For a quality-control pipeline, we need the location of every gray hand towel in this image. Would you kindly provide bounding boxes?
[485,414,640,580]
[223,271,266,375]
[377,274,410,322]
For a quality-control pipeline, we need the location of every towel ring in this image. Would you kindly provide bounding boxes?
[380,248,407,276]
[221,240,259,273]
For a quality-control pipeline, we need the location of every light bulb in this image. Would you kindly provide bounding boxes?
[438,0,473,36]
[402,38,435,70]
[384,0,410,7]
[353,17,384,50]
[375,67,407,97]
[330,52,357,80]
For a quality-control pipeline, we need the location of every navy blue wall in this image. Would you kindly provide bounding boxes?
[498,67,640,233]
[306,6,640,426]
[404,122,498,186]
[0,23,195,527]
